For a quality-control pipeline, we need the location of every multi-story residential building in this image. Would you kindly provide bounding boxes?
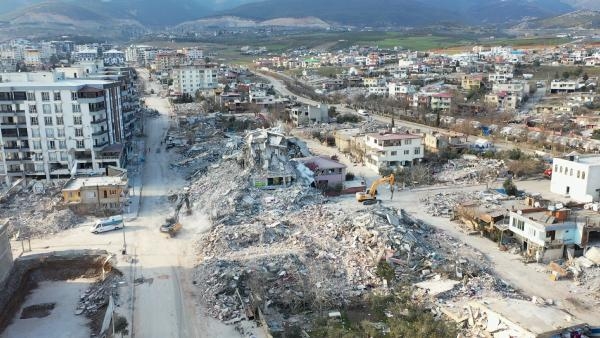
[293,156,347,189]
[424,131,468,152]
[430,93,452,111]
[181,48,203,61]
[0,79,127,184]
[291,104,329,126]
[23,49,41,68]
[550,80,584,93]
[364,132,424,171]
[551,154,600,203]
[171,65,217,95]
[103,50,125,66]
[461,74,483,91]
[73,49,98,63]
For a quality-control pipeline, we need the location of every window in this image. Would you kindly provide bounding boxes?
[41,92,50,101]
[57,128,65,137]
[390,151,397,156]
[44,116,53,125]
[554,164,558,172]
[72,104,81,113]
[559,166,563,174]
[26,92,35,101]
[404,139,412,145]
[29,104,37,114]
[582,172,586,179]
[45,128,54,137]
[414,147,421,155]
[33,141,41,150]
[73,116,82,125]
[404,149,409,155]
[30,117,38,125]
[47,140,55,149]
[59,140,66,149]
[53,92,61,101]
[71,92,78,101]
[76,140,84,148]
[577,170,580,179]
[570,168,573,176]
[75,128,83,137]
[60,152,68,161]
[31,129,40,137]
[56,116,64,125]
[42,104,51,114]
[54,103,63,113]
[48,152,57,161]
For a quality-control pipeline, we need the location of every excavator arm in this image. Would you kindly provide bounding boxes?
[356,174,395,202]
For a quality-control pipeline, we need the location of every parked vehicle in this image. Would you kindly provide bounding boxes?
[90,215,124,234]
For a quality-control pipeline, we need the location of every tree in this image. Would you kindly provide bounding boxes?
[583,73,589,82]
[562,71,570,80]
[592,129,600,140]
[503,178,518,196]
[114,315,129,338]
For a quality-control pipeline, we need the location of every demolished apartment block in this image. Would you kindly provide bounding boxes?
[242,129,312,189]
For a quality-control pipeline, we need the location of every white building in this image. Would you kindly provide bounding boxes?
[181,47,203,61]
[73,49,98,63]
[291,104,329,126]
[171,65,217,95]
[364,132,424,171]
[551,154,600,202]
[103,50,125,66]
[0,79,126,185]
[550,80,584,93]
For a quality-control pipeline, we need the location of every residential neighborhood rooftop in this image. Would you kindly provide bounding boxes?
[63,176,126,191]
[367,132,422,141]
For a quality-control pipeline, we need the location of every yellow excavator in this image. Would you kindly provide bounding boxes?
[356,174,395,204]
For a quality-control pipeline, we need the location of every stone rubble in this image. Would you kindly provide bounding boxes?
[434,158,505,184]
[0,180,89,238]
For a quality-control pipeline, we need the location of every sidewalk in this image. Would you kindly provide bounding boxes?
[124,139,145,222]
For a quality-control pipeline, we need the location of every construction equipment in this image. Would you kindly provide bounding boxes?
[160,187,192,237]
[356,174,395,204]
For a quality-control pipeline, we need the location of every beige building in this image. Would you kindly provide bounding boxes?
[62,176,127,214]
[424,131,468,152]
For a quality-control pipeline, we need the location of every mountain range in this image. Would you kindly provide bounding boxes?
[0,0,598,39]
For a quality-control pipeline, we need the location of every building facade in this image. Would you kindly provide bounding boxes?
[0,79,126,184]
[62,176,127,214]
[171,65,217,95]
[364,132,424,171]
[551,155,600,202]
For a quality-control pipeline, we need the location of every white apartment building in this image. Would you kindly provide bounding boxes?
[550,80,584,93]
[181,48,203,61]
[0,79,126,185]
[171,65,217,95]
[551,154,600,203]
[364,132,424,171]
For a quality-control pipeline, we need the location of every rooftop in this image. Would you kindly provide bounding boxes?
[471,298,586,336]
[0,79,114,90]
[63,176,127,191]
[367,132,422,141]
[295,156,347,170]
[555,154,600,166]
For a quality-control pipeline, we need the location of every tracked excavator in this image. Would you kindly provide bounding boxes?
[160,187,192,237]
[355,174,395,204]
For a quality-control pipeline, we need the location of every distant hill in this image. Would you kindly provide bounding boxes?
[219,0,574,27]
[564,0,600,11]
[515,10,600,30]
[175,16,330,30]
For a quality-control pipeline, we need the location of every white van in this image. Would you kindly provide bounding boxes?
[90,215,124,234]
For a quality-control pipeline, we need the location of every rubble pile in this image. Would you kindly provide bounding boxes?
[0,180,88,238]
[420,191,483,217]
[76,274,123,317]
[192,202,512,323]
[435,158,504,184]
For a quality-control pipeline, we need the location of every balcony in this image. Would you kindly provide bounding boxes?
[91,118,108,125]
[92,129,108,136]
[93,141,110,149]
[5,158,22,164]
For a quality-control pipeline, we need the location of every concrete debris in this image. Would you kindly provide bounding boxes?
[419,190,506,218]
[434,158,504,184]
[584,247,600,265]
[0,180,89,238]
[76,274,123,317]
